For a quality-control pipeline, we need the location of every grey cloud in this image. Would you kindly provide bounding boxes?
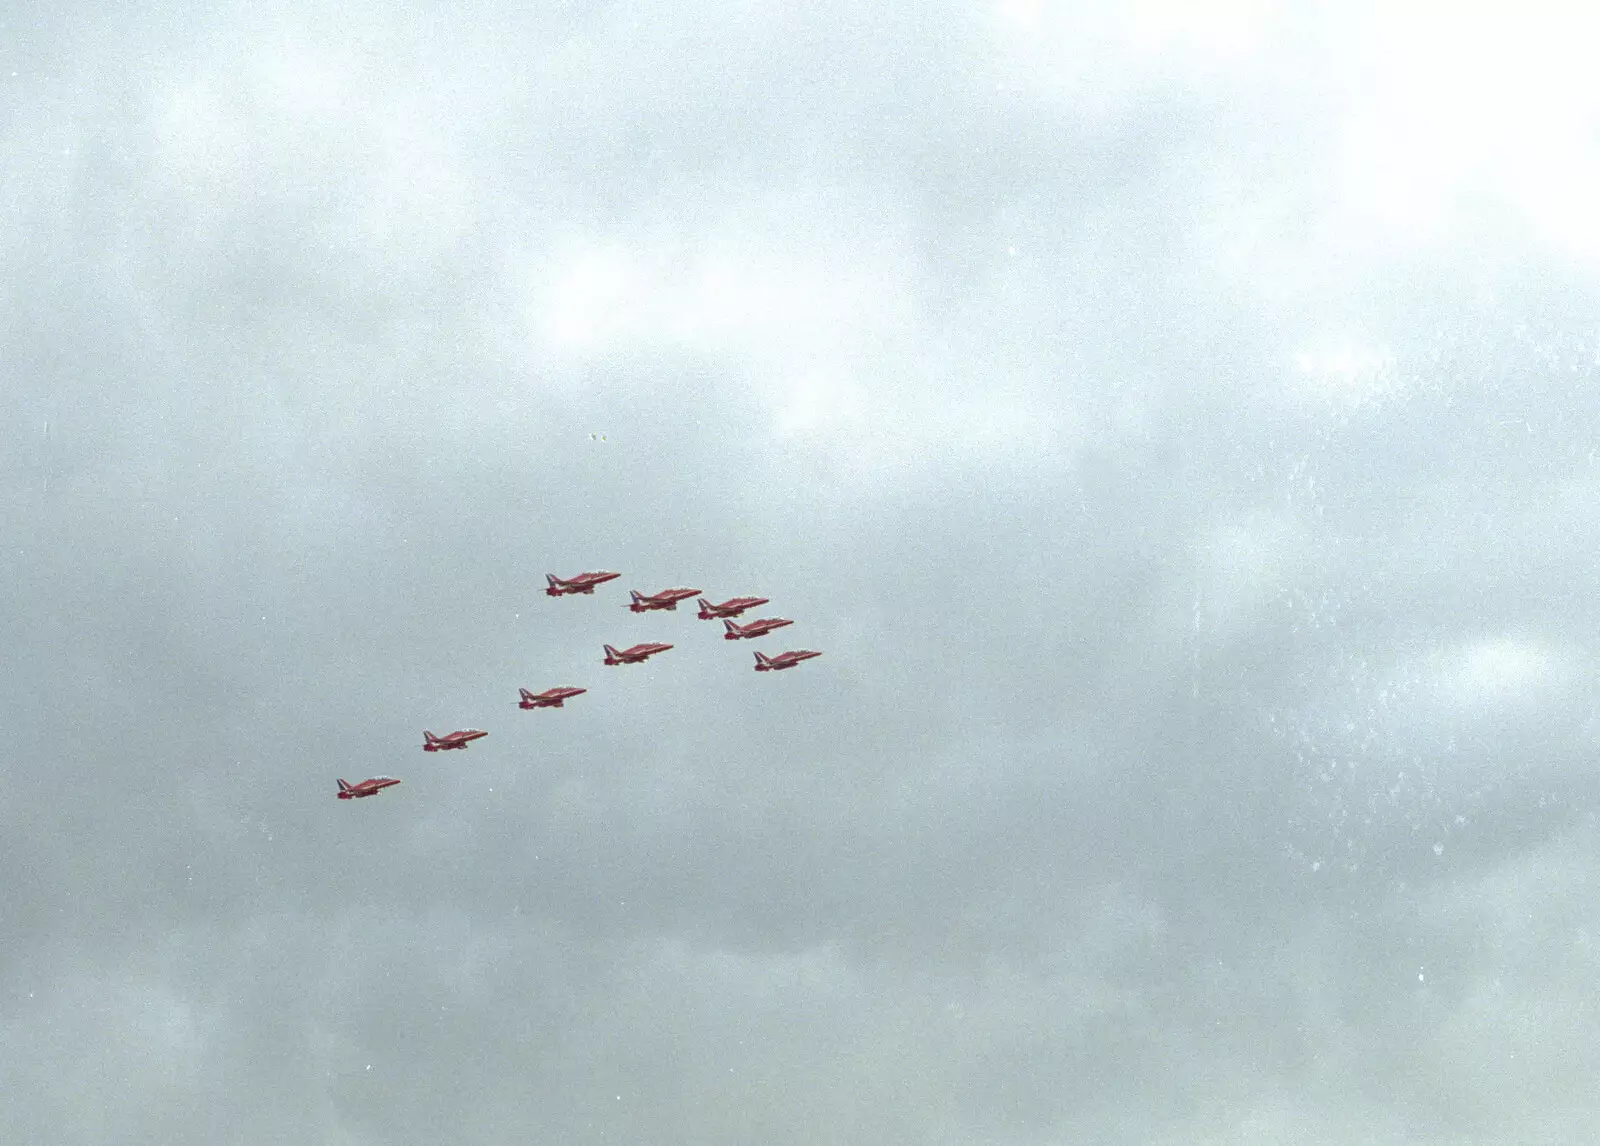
[7,1,1600,1142]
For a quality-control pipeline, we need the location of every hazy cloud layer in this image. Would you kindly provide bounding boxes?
[6,1,1600,1141]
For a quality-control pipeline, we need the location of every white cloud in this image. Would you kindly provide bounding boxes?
[531,237,893,356]
[1329,2,1600,259]
[1289,342,1400,410]
[147,44,474,263]
[1424,636,1573,712]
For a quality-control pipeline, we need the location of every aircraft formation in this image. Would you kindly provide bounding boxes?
[337,572,823,800]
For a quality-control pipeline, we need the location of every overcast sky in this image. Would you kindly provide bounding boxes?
[6,1,1600,1141]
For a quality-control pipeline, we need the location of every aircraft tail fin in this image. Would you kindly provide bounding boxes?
[754,650,771,666]
[424,730,438,743]
[723,619,741,636]
[604,644,618,657]
[519,688,534,701]
[337,778,351,792]
[546,574,561,588]
[697,598,712,613]
[630,590,643,604]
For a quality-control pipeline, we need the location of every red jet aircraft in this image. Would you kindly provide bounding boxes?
[338,776,401,799]
[423,729,488,752]
[628,587,703,612]
[753,649,823,671]
[519,687,587,709]
[604,642,673,665]
[697,596,769,619]
[723,617,794,640]
[546,571,621,597]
